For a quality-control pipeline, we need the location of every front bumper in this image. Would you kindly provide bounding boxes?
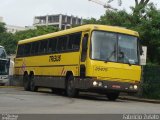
[75,78,139,93]
[0,76,9,85]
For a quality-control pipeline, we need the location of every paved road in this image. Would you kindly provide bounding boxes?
[0,87,160,114]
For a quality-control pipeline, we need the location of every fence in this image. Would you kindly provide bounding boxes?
[142,65,160,99]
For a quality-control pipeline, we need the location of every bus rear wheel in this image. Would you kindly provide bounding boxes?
[66,75,79,97]
[106,92,120,101]
[30,75,38,92]
[23,74,30,91]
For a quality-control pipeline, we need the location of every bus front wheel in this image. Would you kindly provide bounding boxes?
[66,75,79,97]
[106,92,120,101]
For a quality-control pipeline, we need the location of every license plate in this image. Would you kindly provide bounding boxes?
[112,85,121,89]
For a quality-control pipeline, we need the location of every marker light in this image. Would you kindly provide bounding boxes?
[98,82,103,87]
[129,85,133,89]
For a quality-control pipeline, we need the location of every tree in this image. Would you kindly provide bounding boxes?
[133,0,150,15]
[0,23,16,54]
[0,22,6,33]
[99,10,132,27]
[136,4,160,64]
[8,25,59,54]
[0,33,16,54]
[83,3,160,64]
[83,18,99,25]
[14,25,59,41]
[106,0,150,15]
[0,24,59,54]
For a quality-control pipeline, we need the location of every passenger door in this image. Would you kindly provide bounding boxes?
[80,32,89,78]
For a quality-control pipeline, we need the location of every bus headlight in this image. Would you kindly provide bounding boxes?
[129,85,133,89]
[134,85,138,90]
[93,81,98,86]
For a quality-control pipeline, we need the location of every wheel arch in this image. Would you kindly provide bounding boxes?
[29,71,35,77]
[23,71,28,76]
[65,71,73,81]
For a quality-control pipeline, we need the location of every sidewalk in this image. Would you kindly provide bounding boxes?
[119,95,160,104]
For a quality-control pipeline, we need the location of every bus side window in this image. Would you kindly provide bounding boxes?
[57,36,68,52]
[48,38,58,53]
[17,45,24,57]
[39,40,48,54]
[24,43,31,56]
[68,32,81,51]
[81,34,88,62]
[31,42,39,56]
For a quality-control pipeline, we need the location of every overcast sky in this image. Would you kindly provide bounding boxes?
[0,0,160,27]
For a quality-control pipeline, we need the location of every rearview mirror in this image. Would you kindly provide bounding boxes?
[140,46,147,66]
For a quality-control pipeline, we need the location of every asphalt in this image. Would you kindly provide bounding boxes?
[1,86,160,104]
[0,87,160,114]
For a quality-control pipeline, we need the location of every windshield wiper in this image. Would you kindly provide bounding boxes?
[119,51,132,66]
[126,58,131,66]
[104,51,115,63]
[104,58,110,63]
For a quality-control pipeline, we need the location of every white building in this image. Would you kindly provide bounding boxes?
[33,14,82,30]
[0,17,3,22]
[6,25,26,34]
[0,16,27,34]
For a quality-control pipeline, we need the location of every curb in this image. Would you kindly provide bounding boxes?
[0,86,19,88]
[119,96,160,104]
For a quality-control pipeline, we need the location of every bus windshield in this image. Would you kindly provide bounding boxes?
[0,60,8,75]
[91,31,139,65]
[0,47,7,59]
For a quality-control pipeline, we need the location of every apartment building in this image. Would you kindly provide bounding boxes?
[33,14,82,30]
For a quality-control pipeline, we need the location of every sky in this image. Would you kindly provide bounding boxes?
[0,0,160,27]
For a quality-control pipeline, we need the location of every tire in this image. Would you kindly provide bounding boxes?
[30,75,38,92]
[23,74,30,91]
[106,92,120,101]
[66,75,79,97]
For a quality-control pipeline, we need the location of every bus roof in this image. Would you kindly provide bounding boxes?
[18,24,139,45]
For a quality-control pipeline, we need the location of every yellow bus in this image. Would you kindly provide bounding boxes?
[14,24,142,100]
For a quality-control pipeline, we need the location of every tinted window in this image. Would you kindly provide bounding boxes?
[68,32,81,50]
[39,40,48,54]
[0,60,8,75]
[48,38,57,53]
[0,48,7,58]
[17,45,23,57]
[31,42,39,55]
[0,48,6,58]
[24,43,31,56]
[0,47,7,59]
[57,36,68,51]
